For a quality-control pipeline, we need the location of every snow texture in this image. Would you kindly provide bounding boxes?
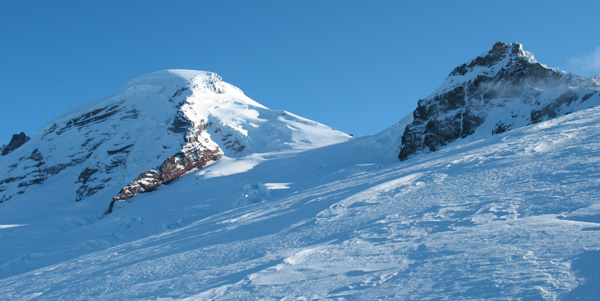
[0,69,350,206]
[1,47,600,299]
[0,104,599,300]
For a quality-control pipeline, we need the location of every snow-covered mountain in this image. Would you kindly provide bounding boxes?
[399,42,600,160]
[0,70,351,209]
[1,43,600,300]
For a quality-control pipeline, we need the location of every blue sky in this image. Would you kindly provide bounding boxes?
[1,1,599,144]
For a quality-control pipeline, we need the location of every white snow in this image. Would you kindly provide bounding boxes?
[195,156,263,178]
[0,69,351,209]
[1,66,600,299]
[0,224,26,229]
[264,183,291,190]
[0,103,599,299]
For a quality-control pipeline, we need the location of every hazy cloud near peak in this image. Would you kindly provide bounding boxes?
[568,47,600,76]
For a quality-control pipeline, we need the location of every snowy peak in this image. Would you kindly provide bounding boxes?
[451,42,534,74]
[398,42,600,160]
[438,42,542,95]
[125,70,216,87]
[124,70,242,98]
[0,70,351,207]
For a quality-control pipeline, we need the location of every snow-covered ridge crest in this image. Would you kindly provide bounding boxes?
[398,42,600,160]
[38,70,241,136]
[125,69,214,88]
[0,69,351,208]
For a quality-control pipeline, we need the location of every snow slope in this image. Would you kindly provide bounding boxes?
[2,44,600,300]
[0,69,350,277]
[1,103,600,300]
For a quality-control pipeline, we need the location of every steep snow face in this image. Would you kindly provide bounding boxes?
[0,70,351,207]
[181,73,350,155]
[399,42,600,160]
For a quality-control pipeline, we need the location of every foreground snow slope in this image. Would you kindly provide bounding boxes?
[1,104,599,299]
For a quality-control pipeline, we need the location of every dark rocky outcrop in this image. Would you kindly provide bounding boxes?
[75,167,105,202]
[106,121,223,214]
[530,90,579,124]
[2,132,30,156]
[53,105,121,136]
[398,86,484,161]
[398,42,600,161]
[107,144,134,156]
[168,87,189,103]
[106,148,222,213]
[492,121,511,135]
[169,112,189,133]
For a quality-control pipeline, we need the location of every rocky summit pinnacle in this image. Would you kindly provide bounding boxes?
[1,132,30,156]
[398,42,600,161]
[452,42,531,73]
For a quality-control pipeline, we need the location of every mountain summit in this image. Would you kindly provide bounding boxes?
[398,42,600,160]
[0,70,351,208]
[1,44,600,300]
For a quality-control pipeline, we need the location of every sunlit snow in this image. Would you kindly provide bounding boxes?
[1,64,599,300]
[0,105,599,299]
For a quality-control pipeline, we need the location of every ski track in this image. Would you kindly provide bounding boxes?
[1,107,600,299]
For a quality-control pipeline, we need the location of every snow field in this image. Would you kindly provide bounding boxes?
[1,105,599,299]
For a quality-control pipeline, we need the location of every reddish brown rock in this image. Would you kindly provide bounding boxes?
[114,170,162,201]
[107,124,223,214]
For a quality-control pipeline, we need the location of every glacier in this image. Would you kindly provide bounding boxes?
[1,43,600,300]
[1,103,599,300]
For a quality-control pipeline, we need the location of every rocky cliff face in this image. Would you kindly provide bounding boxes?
[1,132,30,156]
[399,42,600,161]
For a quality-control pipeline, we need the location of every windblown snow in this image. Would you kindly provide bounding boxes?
[1,49,600,299]
[0,105,598,300]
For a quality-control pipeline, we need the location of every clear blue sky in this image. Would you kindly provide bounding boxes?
[1,1,599,144]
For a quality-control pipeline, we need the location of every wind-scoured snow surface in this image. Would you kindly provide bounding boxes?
[2,102,600,299]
